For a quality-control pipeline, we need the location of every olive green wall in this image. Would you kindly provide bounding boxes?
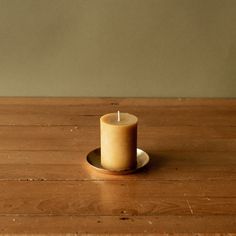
[0,0,235,97]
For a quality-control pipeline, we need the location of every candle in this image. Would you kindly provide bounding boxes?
[100,111,138,171]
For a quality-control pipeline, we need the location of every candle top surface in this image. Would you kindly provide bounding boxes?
[100,112,138,126]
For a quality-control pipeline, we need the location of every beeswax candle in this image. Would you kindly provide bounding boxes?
[100,112,138,171]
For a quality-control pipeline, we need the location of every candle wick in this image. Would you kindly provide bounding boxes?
[117,111,121,122]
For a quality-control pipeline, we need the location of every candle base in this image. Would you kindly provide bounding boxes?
[101,163,137,172]
[86,148,149,175]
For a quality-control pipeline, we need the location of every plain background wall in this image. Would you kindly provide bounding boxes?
[0,0,235,97]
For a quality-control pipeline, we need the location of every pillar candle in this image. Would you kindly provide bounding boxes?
[100,112,138,171]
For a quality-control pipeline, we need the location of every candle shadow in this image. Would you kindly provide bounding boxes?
[135,151,169,174]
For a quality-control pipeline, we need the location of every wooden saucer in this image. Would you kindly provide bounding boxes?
[86,148,149,175]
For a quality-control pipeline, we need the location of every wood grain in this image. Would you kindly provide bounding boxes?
[0,126,235,152]
[1,216,236,234]
[0,98,235,234]
[0,151,236,181]
[0,104,235,127]
[0,181,235,216]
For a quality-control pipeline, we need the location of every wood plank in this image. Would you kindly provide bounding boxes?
[0,150,235,165]
[2,180,235,198]
[0,163,236,181]
[0,105,235,127]
[0,216,236,234]
[0,126,235,152]
[0,151,235,181]
[0,181,235,216]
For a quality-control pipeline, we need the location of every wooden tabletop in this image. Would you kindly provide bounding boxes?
[0,98,236,234]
